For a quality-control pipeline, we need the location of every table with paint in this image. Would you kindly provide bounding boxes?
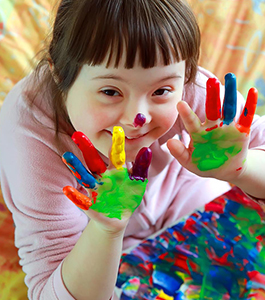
[115,187,265,300]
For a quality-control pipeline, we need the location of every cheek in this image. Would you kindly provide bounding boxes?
[154,105,179,129]
[88,110,110,127]
[75,111,112,134]
[67,96,111,132]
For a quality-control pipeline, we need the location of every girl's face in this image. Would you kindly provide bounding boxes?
[66,56,185,162]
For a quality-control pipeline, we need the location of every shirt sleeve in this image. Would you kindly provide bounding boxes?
[0,83,89,299]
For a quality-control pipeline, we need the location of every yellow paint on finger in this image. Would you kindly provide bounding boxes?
[111,126,126,169]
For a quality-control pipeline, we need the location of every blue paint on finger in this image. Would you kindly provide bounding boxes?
[62,152,98,189]
[223,73,237,125]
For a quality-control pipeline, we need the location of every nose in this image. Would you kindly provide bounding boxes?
[119,98,151,128]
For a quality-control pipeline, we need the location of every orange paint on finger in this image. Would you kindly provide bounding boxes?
[63,186,93,210]
[236,88,258,134]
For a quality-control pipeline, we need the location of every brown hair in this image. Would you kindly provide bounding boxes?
[26,0,200,150]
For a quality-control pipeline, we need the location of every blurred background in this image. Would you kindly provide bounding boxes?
[0,0,264,299]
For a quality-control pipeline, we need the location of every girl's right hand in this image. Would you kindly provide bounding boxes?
[62,127,152,235]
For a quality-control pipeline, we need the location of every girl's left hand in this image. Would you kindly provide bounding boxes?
[167,73,258,183]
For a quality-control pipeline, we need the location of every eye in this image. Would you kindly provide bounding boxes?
[153,88,171,96]
[101,89,120,97]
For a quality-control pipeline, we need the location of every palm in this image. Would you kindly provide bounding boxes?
[187,120,249,181]
[85,168,147,232]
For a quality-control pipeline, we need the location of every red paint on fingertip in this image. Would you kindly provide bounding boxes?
[72,131,107,175]
[206,78,221,121]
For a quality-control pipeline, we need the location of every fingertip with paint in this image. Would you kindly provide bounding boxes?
[62,151,97,189]
[236,87,258,134]
[223,73,237,125]
[63,186,93,210]
[110,126,126,170]
[130,147,152,181]
[71,131,107,175]
[206,77,221,121]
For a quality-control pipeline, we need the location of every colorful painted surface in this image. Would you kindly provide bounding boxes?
[116,187,265,299]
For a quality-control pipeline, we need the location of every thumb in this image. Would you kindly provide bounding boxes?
[167,138,190,167]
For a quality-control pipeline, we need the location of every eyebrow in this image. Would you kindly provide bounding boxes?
[91,73,182,84]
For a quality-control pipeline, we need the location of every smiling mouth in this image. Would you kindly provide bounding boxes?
[105,130,147,140]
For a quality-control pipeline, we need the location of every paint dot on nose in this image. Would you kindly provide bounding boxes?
[133,113,146,127]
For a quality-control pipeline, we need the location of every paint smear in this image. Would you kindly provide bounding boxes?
[116,187,265,299]
[91,168,147,219]
[191,127,243,171]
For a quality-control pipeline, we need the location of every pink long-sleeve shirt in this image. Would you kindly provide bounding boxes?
[0,67,265,299]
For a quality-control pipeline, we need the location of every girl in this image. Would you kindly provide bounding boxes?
[0,0,265,299]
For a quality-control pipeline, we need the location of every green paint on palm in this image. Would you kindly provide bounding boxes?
[91,168,147,220]
[192,128,242,171]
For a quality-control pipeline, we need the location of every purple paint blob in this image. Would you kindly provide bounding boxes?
[130,147,152,181]
[133,113,146,127]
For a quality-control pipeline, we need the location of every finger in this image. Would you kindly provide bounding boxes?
[205,78,221,121]
[72,131,107,175]
[130,147,152,181]
[110,126,126,170]
[236,87,258,134]
[177,101,201,133]
[167,139,190,167]
[222,73,237,125]
[62,152,98,189]
[63,186,93,210]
